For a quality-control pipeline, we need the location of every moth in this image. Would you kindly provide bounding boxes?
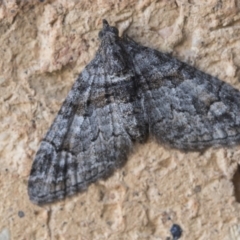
[28,20,240,204]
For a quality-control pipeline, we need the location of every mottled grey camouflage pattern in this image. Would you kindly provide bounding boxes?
[28,20,240,204]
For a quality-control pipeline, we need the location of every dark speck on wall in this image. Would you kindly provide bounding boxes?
[170,224,182,239]
[18,211,25,218]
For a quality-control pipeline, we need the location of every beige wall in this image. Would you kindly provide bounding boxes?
[1,0,240,239]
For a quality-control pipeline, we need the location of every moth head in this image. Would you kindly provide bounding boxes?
[98,19,119,40]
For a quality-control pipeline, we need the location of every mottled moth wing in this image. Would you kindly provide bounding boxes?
[28,21,146,204]
[29,20,240,205]
[124,37,240,150]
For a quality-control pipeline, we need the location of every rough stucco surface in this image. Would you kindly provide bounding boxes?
[1,0,240,239]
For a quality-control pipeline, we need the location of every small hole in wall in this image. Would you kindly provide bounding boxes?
[232,164,240,203]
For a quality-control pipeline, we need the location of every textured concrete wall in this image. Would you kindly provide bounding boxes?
[1,0,240,239]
